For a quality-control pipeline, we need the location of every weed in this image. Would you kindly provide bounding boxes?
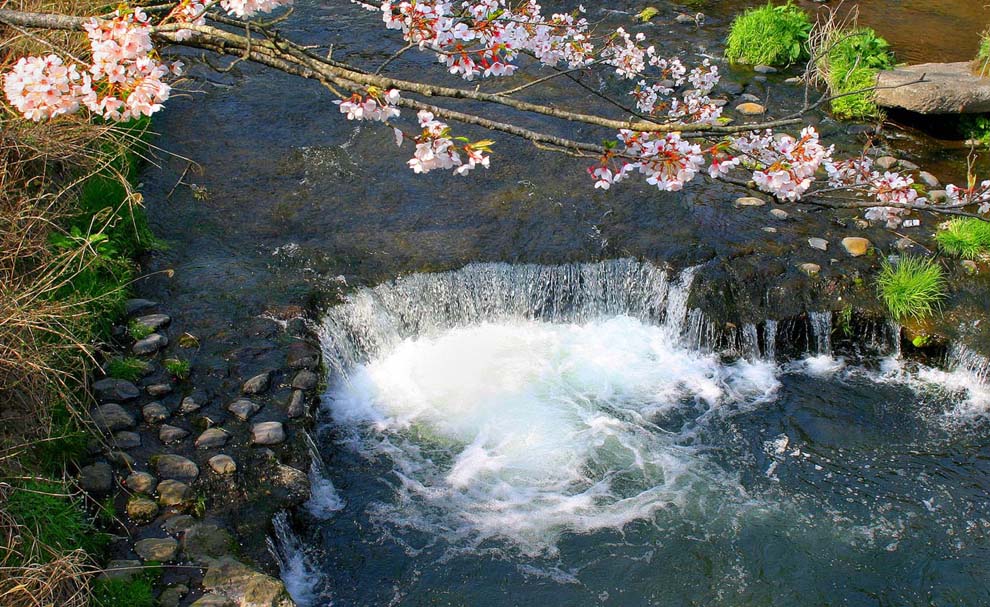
[725,2,812,66]
[163,358,191,381]
[936,218,990,259]
[824,28,893,119]
[837,306,854,337]
[127,319,154,341]
[105,357,149,382]
[4,480,106,565]
[876,256,947,321]
[91,564,160,607]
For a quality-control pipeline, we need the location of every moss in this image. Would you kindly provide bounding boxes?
[105,356,150,382]
[876,256,947,322]
[725,2,811,66]
[128,318,154,340]
[5,480,107,564]
[823,28,894,119]
[936,218,990,259]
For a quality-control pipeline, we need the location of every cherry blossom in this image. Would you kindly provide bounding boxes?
[334,88,402,122]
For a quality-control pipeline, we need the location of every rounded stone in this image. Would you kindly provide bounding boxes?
[287,390,306,419]
[153,454,199,481]
[147,383,173,397]
[753,64,777,74]
[133,333,167,356]
[91,403,136,433]
[799,263,822,277]
[134,537,178,562]
[875,156,898,171]
[242,371,271,395]
[195,428,231,449]
[290,370,319,391]
[808,237,829,251]
[227,398,261,421]
[251,421,285,445]
[735,102,765,116]
[182,523,235,561]
[734,196,766,208]
[841,237,872,257]
[208,454,237,475]
[126,496,159,523]
[159,424,190,444]
[125,471,158,494]
[93,378,140,402]
[133,313,171,331]
[179,396,203,414]
[163,514,196,534]
[78,462,114,494]
[770,208,789,220]
[919,171,940,188]
[157,479,194,506]
[143,402,170,424]
[112,431,141,450]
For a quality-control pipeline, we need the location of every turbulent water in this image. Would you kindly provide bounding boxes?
[275,261,990,606]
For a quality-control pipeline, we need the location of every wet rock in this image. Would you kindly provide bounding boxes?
[719,81,743,96]
[209,454,237,474]
[875,156,897,171]
[134,537,178,562]
[251,422,285,445]
[735,102,765,116]
[808,237,829,251]
[202,556,293,607]
[94,378,140,402]
[157,479,194,506]
[180,396,203,414]
[738,93,761,103]
[227,398,261,421]
[191,594,235,607]
[841,237,872,257]
[133,313,171,332]
[143,402,170,424]
[753,75,767,83]
[164,514,196,534]
[734,196,766,208]
[78,462,114,494]
[276,464,311,506]
[918,171,939,187]
[286,342,319,370]
[962,259,979,274]
[286,390,305,419]
[159,424,190,444]
[100,560,142,582]
[242,372,271,395]
[899,159,920,171]
[291,370,319,390]
[125,299,158,315]
[92,404,136,432]
[106,450,135,469]
[158,584,189,607]
[112,431,142,450]
[133,334,168,356]
[196,428,231,449]
[770,208,789,221]
[876,62,990,114]
[784,76,802,85]
[799,263,821,277]
[753,65,777,74]
[125,471,157,494]
[154,454,199,481]
[147,383,173,397]
[183,523,235,562]
[929,190,948,203]
[126,496,159,523]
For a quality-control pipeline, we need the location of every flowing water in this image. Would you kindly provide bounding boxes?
[266,261,990,606]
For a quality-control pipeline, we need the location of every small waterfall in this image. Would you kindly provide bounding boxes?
[888,320,902,359]
[269,512,320,607]
[304,433,345,519]
[685,307,722,352]
[808,312,833,356]
[663,265,698,337]
[764,320,778,361]
[741,323,760,361]
[947,343,990,383]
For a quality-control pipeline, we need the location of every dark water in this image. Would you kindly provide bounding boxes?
[135,1,990,604]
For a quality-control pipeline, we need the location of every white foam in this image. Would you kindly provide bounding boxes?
[328,316,779,555]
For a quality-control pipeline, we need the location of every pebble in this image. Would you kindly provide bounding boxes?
[291,370,319,390]
[242,371,271,395]
[674,13,697,23]
[762,227,778,233]
[734,196,766,208]
[841,237,872,257]
[143,402,170,424]
[134,537,178,562]
[133,333,168,356]
[93,378,140,402]
[735,102,766,116]
[154,454,199,481]
[112,431,142,450]
[919,171,940,188]
[179,396,203,414]
[739,93,761,103]
[770,208,789,220]
[227,398,261,421]
[157,479,193,506]
[91,404,136,432]
[808,237,829,251]
[125,471,158,494]
[133,313,171,331]
[159,424,190,444]
[287,390,306,419]
[899,159,920,171]
[753,65,777,74]
[784,77,802,85]
[209,454,237,475]
[78,462,114,494]
[799,263,822,277]
[252,421,286,445]
[126,496,159,522]
[875,156,898,171]
[125,299,158,315]
[147,383,173,397]
[195,428,231,449]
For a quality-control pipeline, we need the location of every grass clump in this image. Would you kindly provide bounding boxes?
[876,256,947,322]
[163,358,191,380]
[725,2,812,66]
[105,357,149,382]
[815,26,894,119]
[4,480,106,565]
[975,29,990,77]
[935,218,990,259]
[127,319,154,340]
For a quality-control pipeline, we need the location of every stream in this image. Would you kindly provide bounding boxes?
[136,1,990,604]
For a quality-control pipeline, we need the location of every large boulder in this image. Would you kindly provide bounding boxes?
[202,556,294,607]
[876,62,990,114]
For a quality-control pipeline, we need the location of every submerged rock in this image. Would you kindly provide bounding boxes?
[183,523,235,562]
[125,471,157,494]
[157,479,193,506]
[227,398,261,421]
[92,403,136,432]
[876,62,990,114]
[242,372,271,395]
[154,454,200,481]
[78,462,114,494]
[159,424,190,444]
[133,333,168,355]
[143,402,170,424]
[94,378,140,402]
[126,496,159,523]
[734,196,766,208]
[134,537,178,562]
[133,313,171,331]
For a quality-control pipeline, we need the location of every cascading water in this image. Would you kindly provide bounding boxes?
[279,259,990,607]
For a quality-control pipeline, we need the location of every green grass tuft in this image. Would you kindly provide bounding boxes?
[163,358,191,381]
[876,256,947,322]
[935,218,990,259]
[105,356,150,382]
[824,28,894,119]
[6,480,107,564]
[127,319,154,340]
[92,564,160,607]
[725,2,811,66]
